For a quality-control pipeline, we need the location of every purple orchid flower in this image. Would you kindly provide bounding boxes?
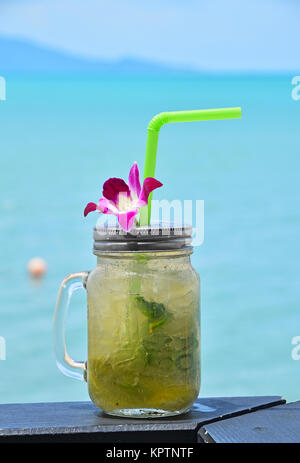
[84,162,163,232]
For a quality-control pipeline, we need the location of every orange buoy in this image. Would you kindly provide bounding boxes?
[27,257,47,278]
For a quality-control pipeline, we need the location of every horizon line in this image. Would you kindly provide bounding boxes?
[0,35,299,74]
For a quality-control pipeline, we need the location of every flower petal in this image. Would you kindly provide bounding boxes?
[117,209,138,232]
[103,178,130,204]
[98,197,118,214]
[84,202,97,217]
[128,162,141,198]
[138,177,163,206]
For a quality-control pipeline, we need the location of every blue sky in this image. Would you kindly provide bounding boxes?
[0,0,298,71]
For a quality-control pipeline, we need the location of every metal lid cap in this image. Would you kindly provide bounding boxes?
[93,223,193,253]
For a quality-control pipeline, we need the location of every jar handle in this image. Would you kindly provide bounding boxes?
[53,271,89,381]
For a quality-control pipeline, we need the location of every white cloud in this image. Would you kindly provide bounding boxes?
[0,0,298,70]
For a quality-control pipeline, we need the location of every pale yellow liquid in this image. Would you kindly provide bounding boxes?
[86,252,200,416]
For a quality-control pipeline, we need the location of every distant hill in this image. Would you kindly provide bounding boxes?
[0,36,184,73]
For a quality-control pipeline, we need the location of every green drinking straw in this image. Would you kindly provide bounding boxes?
[139,107,242,225]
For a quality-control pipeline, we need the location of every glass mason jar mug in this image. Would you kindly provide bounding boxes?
[54,225,200,418]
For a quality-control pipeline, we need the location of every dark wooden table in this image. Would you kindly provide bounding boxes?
[0,396,285,443]
[199,400,300,443]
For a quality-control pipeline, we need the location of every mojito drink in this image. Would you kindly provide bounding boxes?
[86,250,200,417]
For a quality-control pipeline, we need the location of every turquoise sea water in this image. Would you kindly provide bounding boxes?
[0,73,300,404]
